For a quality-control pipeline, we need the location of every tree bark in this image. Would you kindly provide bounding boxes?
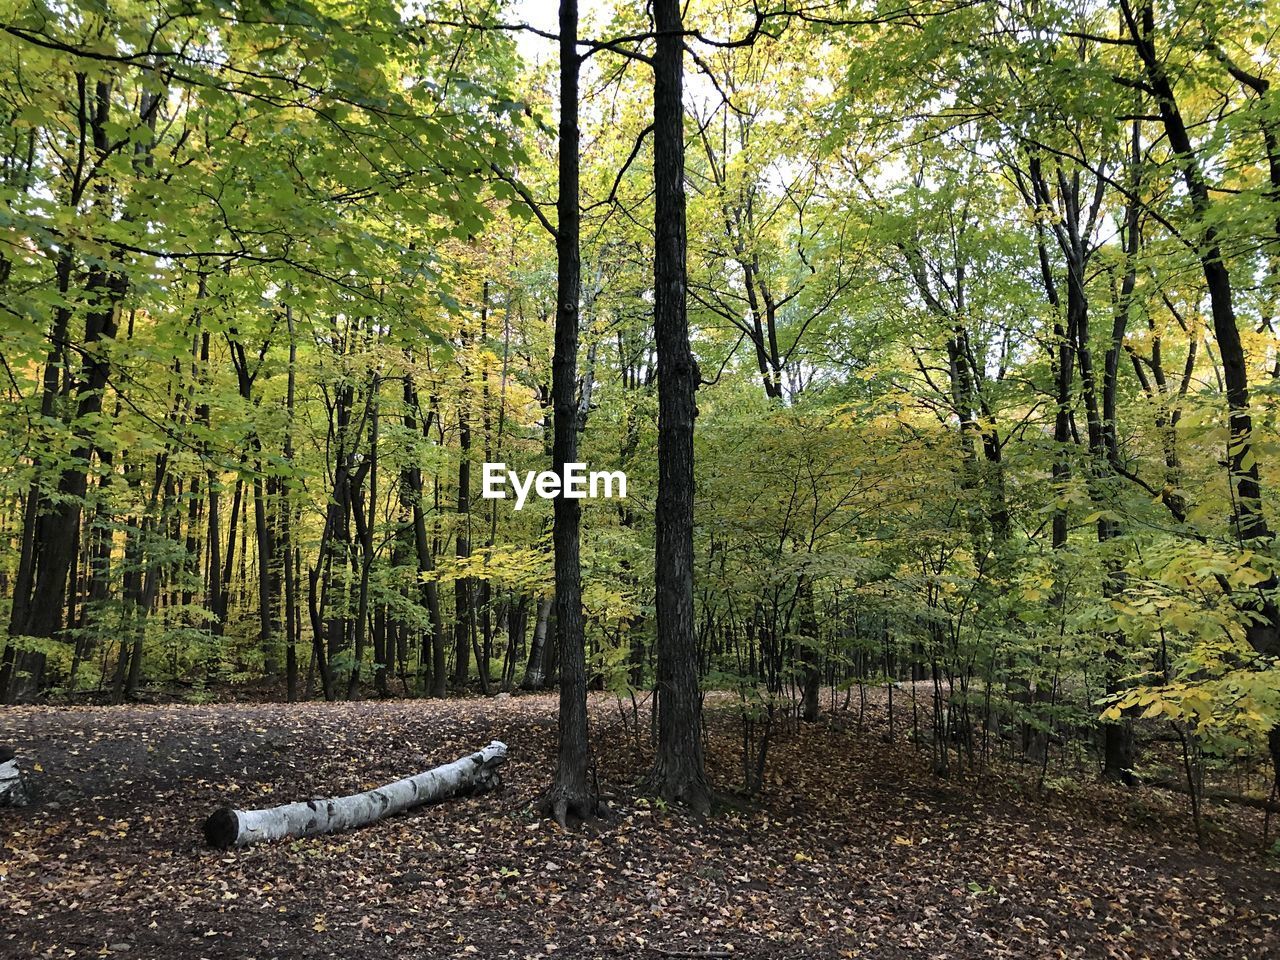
[453,368,474,688]
[649,0,711,814]
[522,594,553,690]
[543,0,595,827]
[282,305,300,701]
[401,377,448,696]
[203,741,508,849]
[1121,0,1280,787]
[348,388,378,700]
[1096,125,1143,784]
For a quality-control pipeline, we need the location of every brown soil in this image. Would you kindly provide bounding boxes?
[2,693,1277,959]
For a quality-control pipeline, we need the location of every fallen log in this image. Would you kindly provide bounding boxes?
[0,745,29,806]
[203,740,507,849]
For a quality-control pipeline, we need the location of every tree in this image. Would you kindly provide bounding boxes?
[649,0,711,814]
[544,0,596,826]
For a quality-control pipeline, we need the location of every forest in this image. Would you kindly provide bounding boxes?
[2,0,1280,957]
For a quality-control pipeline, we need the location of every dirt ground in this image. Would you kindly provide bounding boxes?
[2,692,1278,959]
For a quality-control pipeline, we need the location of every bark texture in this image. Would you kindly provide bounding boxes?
[202,741,507,849]
[544,0,595,827]
[649,0,711,814]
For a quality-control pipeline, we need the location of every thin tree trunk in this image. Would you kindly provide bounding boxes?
[282,305,300,701]
[348,385,378,699]
[522,594,553,690]
[454,356,474,688]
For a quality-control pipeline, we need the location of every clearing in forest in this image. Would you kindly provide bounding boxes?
[2,693,1277,960]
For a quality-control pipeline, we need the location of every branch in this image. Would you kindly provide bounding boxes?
[584,124,654,213]
[490,163,557,240]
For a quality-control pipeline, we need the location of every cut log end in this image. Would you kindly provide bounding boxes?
[0,751,29,807]
[202,807,241,850]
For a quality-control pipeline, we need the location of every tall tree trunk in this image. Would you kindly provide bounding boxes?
[216,470,245,645]
[348,385,378,699]
[252,464,275,675]
[1096,125,1143,784]
[198,329,225,659]
[1121,0,1280,786]
[453,353,474,688]
[281,305,300,701]
[10,270,126,701]
[648,0,711,813]
[544,0,594,826]
[401,377,447,696]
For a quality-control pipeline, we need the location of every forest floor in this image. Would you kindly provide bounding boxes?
[2,691,1278,960]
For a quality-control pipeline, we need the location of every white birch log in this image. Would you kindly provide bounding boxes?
[0,746,28,806]
[203,740,507,849]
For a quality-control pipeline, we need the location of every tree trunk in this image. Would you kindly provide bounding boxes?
[522,594,553,690]
[798,578,821,723]
[348,386,378,700]
[543,0,595,826]
[203,741,508,849]
[282,306,300,702]
[648,0,711,814]
[1121,0,1280,787]
[453,391,474,688]
[1098,125,1142,784]
[401,377,448,697]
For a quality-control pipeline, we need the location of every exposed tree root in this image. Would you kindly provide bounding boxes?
[644,763,712,816]
[539,784,598,829]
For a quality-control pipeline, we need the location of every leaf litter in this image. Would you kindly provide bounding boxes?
[1,693,1277,959]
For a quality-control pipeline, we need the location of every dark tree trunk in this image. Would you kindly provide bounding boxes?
[348,387,378,699]
[798,578,821,723]
[9,267,126,702]
[2,114,60,697]
[252,467,275,674]
[282,306,300,701]
[453,384,474,688]
[1096,126,1142,784]
[648,0,711,813]
[543,0,595,826]
[1018,155,1080,764]
[2,78,139,702]
[1121,0,1280,788]
[215,470,245,648]
[401,377,447,696]
[198,329,225,658]
[228,323,276,678]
